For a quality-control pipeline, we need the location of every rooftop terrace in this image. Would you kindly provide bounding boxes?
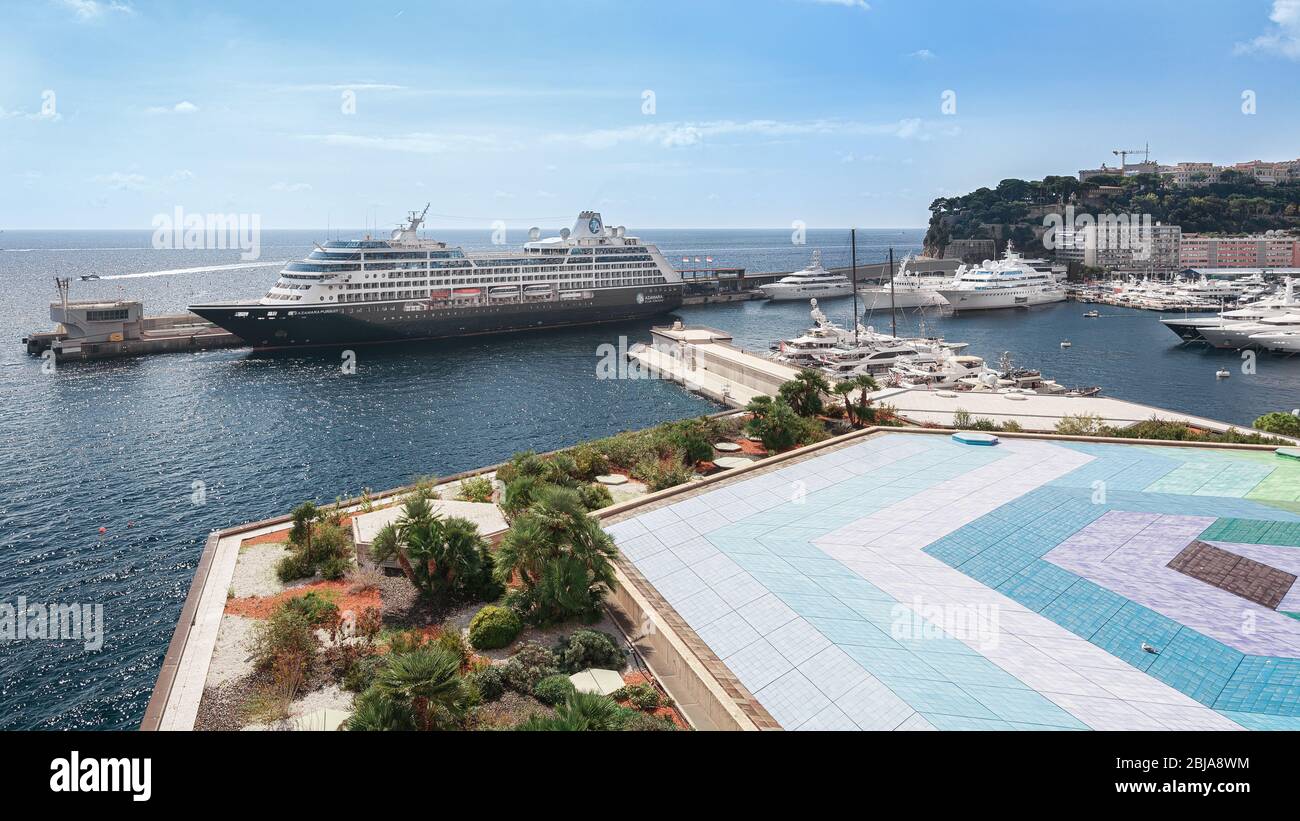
[602,430,1300,730]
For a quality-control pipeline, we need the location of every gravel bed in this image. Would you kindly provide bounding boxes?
[204,614,258,688]
[231,542,291,598]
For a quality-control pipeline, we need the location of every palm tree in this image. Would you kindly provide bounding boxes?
[778,369,831,417]
[494,485,618,622]
[372,646,470,730]
[852,374,880,424]
[289,501,320,556]
[831,380,858,425]
[515,691,627,731]
[345,687,416,731]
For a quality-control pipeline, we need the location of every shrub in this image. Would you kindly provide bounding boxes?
[570,444,610,481]
[1254,411,1300,438]
[777,369,830,417]
[385,629,433,656]
[952,408,973,429]
[1055,413,1110,436]
[248,606,317,671]
[468,605,523,650]
[554,629,627,673]
[457,475,495,503]
[613,681,668,711]
[619,709,680,731]
[970,417,999,431]
[494,486,619,625]
[533,674,577,706]
[282,591,340,627]
[632,458,695,492]
[577,482,614,511]
[668,420,715,464]
[1000,420,1023,432]
[275,550,314,583]
[745,396,805,452]
[320,555,350,581]
[502,642,560,693]
[342,654,384,693]
[468,664,506,702]
[436,627,471,668]
[346,566,383,594]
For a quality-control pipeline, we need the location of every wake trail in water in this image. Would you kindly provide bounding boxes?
[88,261,287,280]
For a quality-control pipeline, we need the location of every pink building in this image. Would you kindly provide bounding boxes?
[1179,234,1300,268]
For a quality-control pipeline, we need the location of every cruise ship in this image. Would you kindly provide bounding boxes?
[759,250,855,300]
[188,208,683,349]
[858,256,951,310]
[936,243,1067,311]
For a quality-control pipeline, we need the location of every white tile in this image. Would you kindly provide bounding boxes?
[767,617,833,665]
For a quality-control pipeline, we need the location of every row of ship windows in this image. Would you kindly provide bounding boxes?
[286,257,656,274]
[266,278,669,300]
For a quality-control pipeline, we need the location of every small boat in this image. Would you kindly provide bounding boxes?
[452,288,481,298]
[524,284,554,297]
[80,274,101,281]
[427,289,451,300]
[1083,310,1099,318]
[489,287,519,299]
[1215,368,1231,379]
[1060,340,1072,348]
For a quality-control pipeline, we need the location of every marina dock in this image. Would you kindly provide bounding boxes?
[22,289,243,362]
[631,323,1279,437]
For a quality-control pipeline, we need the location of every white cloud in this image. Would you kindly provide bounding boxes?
[56,0,134,23]
[90,171,147,190]
[547,118,942,149]
[298,132,503,153]
[146,101,199,114]
[270,83,407,92]
[908,49,936,60]
[270,181,312,192]
[799,0,870,9]
[169,169,194,182]
[1235,0,1300,59]
[0,106,60,122]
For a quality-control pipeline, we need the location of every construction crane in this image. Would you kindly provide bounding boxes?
[1112,143,1150,172]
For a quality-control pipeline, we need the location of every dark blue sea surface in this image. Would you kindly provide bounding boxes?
[0,227,1294,729]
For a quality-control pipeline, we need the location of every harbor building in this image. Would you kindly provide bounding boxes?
[1053,221,1181,272]
[1180,234,1300,269]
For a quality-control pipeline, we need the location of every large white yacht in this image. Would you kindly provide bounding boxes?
[760,250,855,300]
[936,243,1066,311]
[189,208,682,349]
[858,256,951,310]
[1161,278,1296,345]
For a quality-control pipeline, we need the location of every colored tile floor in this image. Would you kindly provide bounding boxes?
[606,432,1300,730]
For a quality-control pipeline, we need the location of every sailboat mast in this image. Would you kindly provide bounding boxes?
[889,247,897,338]
[851,228,859,346]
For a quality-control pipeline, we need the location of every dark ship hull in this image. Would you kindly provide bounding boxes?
[189,284,682,349]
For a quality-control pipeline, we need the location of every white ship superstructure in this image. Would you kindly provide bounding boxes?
[760,250,855,300]
[859,256,951,310]
[936,243,1066,311]
[190,208,682,348]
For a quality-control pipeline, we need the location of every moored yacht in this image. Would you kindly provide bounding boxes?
[858,256,951,310]
[936,243,1066,311]
[188,207,682,348]
[760,250,855,300]
[1162,278,1296,345]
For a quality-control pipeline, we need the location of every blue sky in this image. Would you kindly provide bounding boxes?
[1,0,1298,229]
